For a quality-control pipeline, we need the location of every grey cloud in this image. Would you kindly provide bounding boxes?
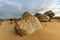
[0,0,56,19]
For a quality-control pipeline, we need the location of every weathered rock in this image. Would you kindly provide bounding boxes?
[14,12,42,36]
[2,20,11,25]
[52,17,60,19]
[34,13,50,22]
[7,18,21,24]
[0,21,3,25]
[44,10,55,19]
[9,18,17,21]
[22,12,32,18]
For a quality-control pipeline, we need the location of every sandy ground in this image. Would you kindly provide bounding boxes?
[0,19,60,40]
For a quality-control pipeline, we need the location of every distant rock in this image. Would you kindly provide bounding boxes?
[44,10,55,19]
[14,12,42,36]
[2,20,11,25]
[9,18,17,21]
[34,13,50,22]
[6,18,21,24]
[0,19,4,25]
[52,17,60,19]
[0,21,3,25]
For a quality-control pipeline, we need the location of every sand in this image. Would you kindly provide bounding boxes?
[0,19,60,40]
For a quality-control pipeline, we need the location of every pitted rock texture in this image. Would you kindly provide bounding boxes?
[34,13,50,22]
[14,12,42,36]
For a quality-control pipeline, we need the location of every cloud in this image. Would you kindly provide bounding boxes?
[0,0,57,19]
[50,0,60,16]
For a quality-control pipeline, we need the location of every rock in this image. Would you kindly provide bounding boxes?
[0,21,3,25]
[34,13,50,22]
[14,12,42,36]
[22,12,32,18]
[9,18,17,21]
[0,19,4,25]
[8,18,21,24]
[44,10,55,19]
[2,20,11,25]
[52,17,60,19]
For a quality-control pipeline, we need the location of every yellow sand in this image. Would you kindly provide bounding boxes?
[0,19,60,40]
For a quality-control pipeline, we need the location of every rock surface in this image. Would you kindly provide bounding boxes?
[44,10,55,19]
[14,12,42,36]
[34,13,50,22]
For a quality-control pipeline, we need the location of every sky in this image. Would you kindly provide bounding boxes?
[55,0,60,16]
[0,0,59,19]
[48,0,60,16]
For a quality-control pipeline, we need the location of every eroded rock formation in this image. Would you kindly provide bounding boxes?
[34,13,50,22]
[44,10,55,19]
[14,12,42,36]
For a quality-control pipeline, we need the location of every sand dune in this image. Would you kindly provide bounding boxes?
[0,19,60,40]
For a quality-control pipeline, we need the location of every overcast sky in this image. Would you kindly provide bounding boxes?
[0,0,58,19]
[55,0,60,16]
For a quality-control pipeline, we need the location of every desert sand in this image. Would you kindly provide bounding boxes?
[0,19,60,40]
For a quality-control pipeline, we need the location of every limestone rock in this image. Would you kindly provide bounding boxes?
[34,13,50,22]
[2,20,11,25]
[44,10,55,19]
[14,12,42,36]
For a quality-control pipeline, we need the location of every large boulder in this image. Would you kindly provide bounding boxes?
[14,12,42,36]
[44,10,55,19]
[34,13,50,22]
